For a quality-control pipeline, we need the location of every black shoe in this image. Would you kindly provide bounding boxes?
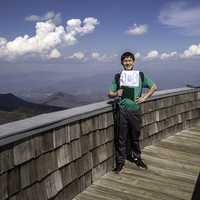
[135,158,148,169]
[113,163,124,174]
[127,154,136,163]
[127,155,148,169]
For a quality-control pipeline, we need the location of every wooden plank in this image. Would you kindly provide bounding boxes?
[94,175,185,200]
[143,146,200,167]
[167,135,200,145]
[107,173,192,200]
[186,128,200,134]
[73,125,200,200]
[124,164,195,192]
[176,132,200,140]
[75,190,115,200]
[88,184,148,200]
[142,153,199,176]
[154,140,200,156]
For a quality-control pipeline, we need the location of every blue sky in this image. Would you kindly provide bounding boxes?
[0,0,199,88]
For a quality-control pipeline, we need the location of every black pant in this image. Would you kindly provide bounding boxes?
[192,172,200,200]
[116,107,142,165]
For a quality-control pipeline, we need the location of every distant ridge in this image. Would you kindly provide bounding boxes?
[0,93,66,125]
[41,92,92,108]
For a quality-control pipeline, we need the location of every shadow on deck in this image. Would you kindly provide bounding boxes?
[74,124,200,200]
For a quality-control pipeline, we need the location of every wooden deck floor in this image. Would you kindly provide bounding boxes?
[74,125,200,200]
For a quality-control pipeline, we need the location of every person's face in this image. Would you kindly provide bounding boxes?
[122,56,135,70]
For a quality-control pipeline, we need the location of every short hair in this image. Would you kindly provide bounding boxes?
[121,52,135,65]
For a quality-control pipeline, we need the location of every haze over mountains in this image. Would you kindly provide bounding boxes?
[32,91,104,108]
[0,93,65,125]
[0,70,110,98]
[0,62,199,125]
[1,63,199,101]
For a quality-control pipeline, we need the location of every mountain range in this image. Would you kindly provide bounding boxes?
[29,91,106,108]
[0,93,65,125]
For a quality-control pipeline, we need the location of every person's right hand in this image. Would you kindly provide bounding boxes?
[117,89,123,97]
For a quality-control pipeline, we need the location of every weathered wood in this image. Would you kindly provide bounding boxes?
[74,125,200,200]
[143,146,200,167]
[123,165,194,192]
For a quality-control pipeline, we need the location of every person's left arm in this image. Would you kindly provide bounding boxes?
[136,74,157,104]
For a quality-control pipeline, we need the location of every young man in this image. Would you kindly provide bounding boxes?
[108,51,157,173]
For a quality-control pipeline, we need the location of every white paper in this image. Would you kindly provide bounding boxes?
[120,70,140,87]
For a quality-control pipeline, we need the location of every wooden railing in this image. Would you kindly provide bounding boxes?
[0,87,199,200]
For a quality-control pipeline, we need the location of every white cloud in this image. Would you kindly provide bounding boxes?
[25,11,62,24]
[135,52,141,59]
[160,51,177,60]
[143,46,200,61]
[180,44,200,58]
[0,37,7,47]
[0,17,99,61]
[65,51,118,62]
[144,50,177,60]
[48,48,61,59]
[91,52,100,59]
[66,51,117,62]
[82,18,100,35]
[91,52,117,62]
[68,51,85,60]
[126,24,148,35]
[25,15,40,22]
[144,50,159,60]
[159,2,200,36]
[66,17,99,37]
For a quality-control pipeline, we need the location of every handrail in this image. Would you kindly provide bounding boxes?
[0,87,199,147]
